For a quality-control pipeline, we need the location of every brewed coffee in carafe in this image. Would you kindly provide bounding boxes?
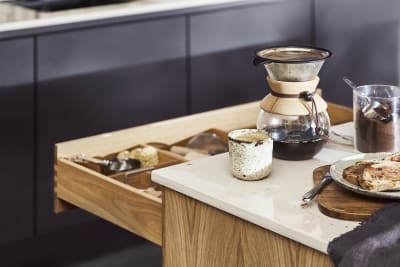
[254,46,332,160]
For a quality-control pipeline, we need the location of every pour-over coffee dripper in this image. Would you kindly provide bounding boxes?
[253,46,331,82]
[254,46,332,160]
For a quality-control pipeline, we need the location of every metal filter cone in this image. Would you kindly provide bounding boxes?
[253,46,332,82]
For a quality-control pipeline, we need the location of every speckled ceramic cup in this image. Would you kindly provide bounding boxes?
[228,129,273,181]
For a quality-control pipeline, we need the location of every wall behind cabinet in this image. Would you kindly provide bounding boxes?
[189,0,313,113]
[315,0,400,106]
[36,17,187,234]
[0,38,34,245]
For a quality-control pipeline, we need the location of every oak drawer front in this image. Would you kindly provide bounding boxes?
[55,158,162,245]
[53,129,223,246]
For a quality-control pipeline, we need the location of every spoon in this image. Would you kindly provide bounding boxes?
[343,77,392,122]
[342,76,357,91]
[329,130,354,146]
[71,154,141,173]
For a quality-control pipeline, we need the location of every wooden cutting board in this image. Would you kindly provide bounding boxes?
[313,165,397,221]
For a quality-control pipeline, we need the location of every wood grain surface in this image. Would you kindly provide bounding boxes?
[313,165,394,221]
[55,158,162,245]
[326,102,353,125]
[163,189,332,267]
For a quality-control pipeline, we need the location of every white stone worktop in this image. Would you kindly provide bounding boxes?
[152,122,361,254]
[0,0,285,34]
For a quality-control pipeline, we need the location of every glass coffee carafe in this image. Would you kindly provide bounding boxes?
[253,46,332,160]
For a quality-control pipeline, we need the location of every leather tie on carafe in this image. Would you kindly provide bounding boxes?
[270,89,324,137]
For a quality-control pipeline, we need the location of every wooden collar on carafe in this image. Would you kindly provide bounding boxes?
[259,76,327,116]
[267,76,320,98]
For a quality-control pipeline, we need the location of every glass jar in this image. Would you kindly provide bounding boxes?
[353,84,400,152]
[257,109,330,160]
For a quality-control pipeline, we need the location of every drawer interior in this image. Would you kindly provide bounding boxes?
[55,128,228,246]
[75,145,186,197]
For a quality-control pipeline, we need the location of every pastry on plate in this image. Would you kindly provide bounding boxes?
[359,161,400,192]
[342,161,377,186]
[384,152,400,162]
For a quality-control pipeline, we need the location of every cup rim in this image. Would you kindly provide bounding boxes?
[228,129,271,144]
[354,84,400,100]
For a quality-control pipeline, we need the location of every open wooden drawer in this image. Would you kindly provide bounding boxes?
[55,146,184,245]
[54,101,353,246]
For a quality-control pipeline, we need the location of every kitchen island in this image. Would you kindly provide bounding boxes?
[55,101,355,266]
[153,138,357,266]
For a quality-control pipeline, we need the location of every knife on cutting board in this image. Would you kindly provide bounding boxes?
[302,171,332,204]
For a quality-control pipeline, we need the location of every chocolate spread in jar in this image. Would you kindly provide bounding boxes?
[355,108,400,152]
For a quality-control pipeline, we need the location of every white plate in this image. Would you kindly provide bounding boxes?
[329,152,400,199]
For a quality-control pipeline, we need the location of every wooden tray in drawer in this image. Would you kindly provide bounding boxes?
[147,128,228,158]
[55,147,186,246]
[171,128,228,146]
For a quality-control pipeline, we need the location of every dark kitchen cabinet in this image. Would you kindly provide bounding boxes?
[189,0,313,113]
[0,38,34,245]
[315,0,400,107]
[36,17,187,233]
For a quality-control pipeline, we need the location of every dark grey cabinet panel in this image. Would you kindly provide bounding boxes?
[37,17,186,233]
[315,0,400,107]
[190,0,313,113]
[0,38,34,245]
[38,18,186,81]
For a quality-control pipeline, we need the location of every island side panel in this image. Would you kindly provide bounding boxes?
[163,189,332,267]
